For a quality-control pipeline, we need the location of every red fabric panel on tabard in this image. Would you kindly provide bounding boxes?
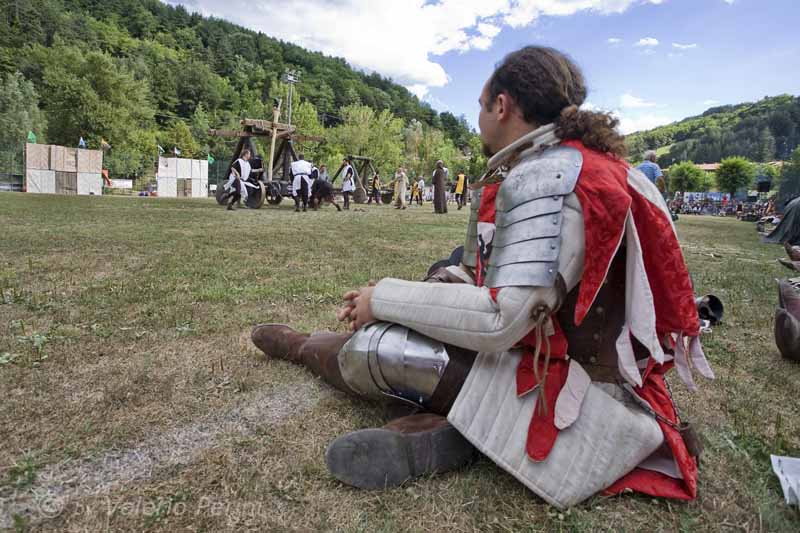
[602,361,697,499]
[628,188,700,336]
[561,140,631,326]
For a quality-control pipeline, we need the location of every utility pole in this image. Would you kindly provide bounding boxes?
[282,69,301,127]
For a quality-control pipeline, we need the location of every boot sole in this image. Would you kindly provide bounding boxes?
[325,423,473,489]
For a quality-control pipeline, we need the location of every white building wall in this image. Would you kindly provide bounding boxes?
[191,178,206,198]
[26,169,55,194]
[157,177,177,197]
[77,173,103,195]
[177,158,192,180]
[158,157,177,178]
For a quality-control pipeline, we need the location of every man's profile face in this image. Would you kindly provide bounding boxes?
[478,82,499,157]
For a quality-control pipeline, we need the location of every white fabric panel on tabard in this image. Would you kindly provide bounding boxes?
[77,173,102,195]
[157,177,177,197]
[158,157,177,178]
[447,349,664,508]
[177,158,192,179]
[26,169,55,194]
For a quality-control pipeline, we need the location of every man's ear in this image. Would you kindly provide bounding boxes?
[495,93,513,121]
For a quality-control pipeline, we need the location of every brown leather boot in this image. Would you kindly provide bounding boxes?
[251,324,353,392]
[785,242,800,262]
[251,324,308,363]
[779,258,800,272]
[325,413,474,489]
[775,280,800,362]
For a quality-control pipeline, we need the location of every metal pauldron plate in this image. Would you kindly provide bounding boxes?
[462,188,483,268]
[485,146,582,289]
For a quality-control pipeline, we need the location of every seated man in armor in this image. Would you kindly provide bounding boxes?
[251,46,712,508]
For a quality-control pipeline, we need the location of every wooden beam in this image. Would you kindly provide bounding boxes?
[208,129,271,138]
[267,100,282,183]
[241,118,292,131]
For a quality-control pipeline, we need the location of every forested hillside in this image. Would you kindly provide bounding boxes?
[0,0,481,178]
[626,95,800,166]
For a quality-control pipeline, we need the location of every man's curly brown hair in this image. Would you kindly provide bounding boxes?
[488,46,627,158]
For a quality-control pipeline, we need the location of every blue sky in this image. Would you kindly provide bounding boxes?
[428,0,800,132]
[168,0,799,133]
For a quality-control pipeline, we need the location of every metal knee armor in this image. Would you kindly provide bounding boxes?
[337,322,450,408]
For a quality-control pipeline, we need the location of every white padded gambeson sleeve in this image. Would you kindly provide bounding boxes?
[370,193,585,353]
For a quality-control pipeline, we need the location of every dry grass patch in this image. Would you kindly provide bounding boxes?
[1,194,799,531]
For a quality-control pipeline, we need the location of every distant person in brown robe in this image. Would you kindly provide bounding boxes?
[433,160,447,214]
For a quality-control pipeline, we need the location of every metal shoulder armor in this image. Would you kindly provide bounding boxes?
[485,146,583,288]
[462,188,482,268]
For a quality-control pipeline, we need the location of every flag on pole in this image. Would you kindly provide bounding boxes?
[207,153,215,165]
[157,145,165,155]
[174,147,181,156]
[27,131,36,144]
[78,137,87,149]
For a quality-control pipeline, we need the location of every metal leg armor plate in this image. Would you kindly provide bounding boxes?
[337,322,450,408]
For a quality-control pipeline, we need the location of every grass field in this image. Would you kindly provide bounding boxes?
[1,192,799,532]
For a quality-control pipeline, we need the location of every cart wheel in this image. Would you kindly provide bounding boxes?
[246,182,266,209]
[381,191,393,204]
[266,182,283,205]
[215,184,230,205]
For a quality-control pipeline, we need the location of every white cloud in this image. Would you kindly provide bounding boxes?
[166,1,666,98]
[617,113,674,134]
[703,99,720,106]
[607,37,622,44]
[635,37,659,47]
[477,22,501,38]
[406,84,429,99]
[723,0,735,4]
[620,93,657,108]
[672,42,697,49]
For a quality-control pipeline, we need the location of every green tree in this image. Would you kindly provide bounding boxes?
[190,103,211,152]
[0,71,47,150]
[0,70,47,174]
[466,134,488,179]
[160,120,199,159]
[666,161,704,192]
[716,156,756,197]
[22,43,156,176]
[778,147,800,203]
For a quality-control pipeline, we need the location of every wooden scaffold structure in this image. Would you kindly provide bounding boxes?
[209,103,324,208]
